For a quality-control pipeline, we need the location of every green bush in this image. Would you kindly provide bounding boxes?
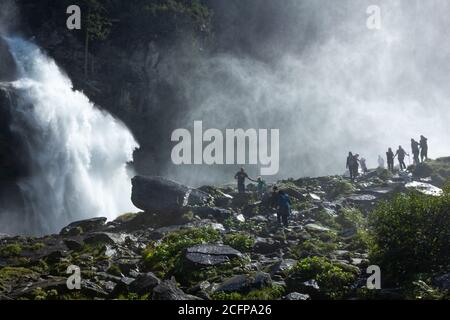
[0,243,23,258]
[368,185,450,285]
[336,208,364,230]
[143,227,221,278]
[287,256,358,299]
[330,180,355,198]
[223,233,255,252]
[212,285,285,301]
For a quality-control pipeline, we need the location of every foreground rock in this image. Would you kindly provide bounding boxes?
[183,244,243,268]
[131,176,210,212]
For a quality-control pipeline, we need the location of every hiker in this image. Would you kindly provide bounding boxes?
[234,167,251,193]
[346,152,355,180]
[269,186,279,209]
[386,148,395,172]
[411,138,420,165]
[378,155,385,169]
[276,190,291,227]
[420,135,428,162]
[256,176,267,199]
[394,146,409,171]
[360,157,368,174]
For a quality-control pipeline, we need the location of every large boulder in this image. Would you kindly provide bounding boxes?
[405,181,443,197]
[152,278,201,300]
[183,244,243,268]
[128,272,161,295]
[215,272,272,294]
[131,176,209,212]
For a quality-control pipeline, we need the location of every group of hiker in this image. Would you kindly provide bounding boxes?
[385,135,428,172]
[234,168,291,228]
[346,153,368,180]
[347,135,429,179]
[233,135,429,228]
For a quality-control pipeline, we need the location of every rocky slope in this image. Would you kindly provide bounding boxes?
[0,158,449,300]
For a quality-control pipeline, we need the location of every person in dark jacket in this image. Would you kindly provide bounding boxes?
[420,135,428,162]
[386,148,395,172]
[346,152,355,180]
[276,190,291,227]
[234,168,250,193]
[411,139,420,165]
[394,146,409,171]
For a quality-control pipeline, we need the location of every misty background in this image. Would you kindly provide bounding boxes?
[163,0,450,186]
[2,0,450,189]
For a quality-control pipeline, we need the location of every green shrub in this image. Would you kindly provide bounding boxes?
[0,267,38,294]
[295,239,338,258]
[0,243,23,258]
[368,185,450,285]
[212,285,285,301]
[377,168,393,181]
[223,233,255,252]
[347,229,371,251]
[143,227,221,277]
[336,208,364,230]
[405,280,448,300]
[330,181,355,198]
[287,257,358,299]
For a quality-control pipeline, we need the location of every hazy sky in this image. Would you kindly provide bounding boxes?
[161,0,450,186]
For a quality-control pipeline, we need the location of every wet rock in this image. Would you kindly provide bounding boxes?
[45,249,68,263]
[131,176,209,212]
[253,237,281,254]
[81,279,109,298]
[346,194,377,202]
[152,278,201,300]
[60,217,107,236]
[63,239,84,251]
[8,276,68,299]
[129,272,161,295]
[405,181,443,196]
[284,292,311,300]
[183,244,243,268]
[215,272,272,294]
[305,224,331,233]
[84,232,126,246]
[191,207,232,222]
[269,259,297,276]
[286,279,321,298]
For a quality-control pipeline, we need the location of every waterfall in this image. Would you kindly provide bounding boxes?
[0,37,139,235]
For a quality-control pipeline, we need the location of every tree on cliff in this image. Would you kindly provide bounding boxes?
[82,0,112,79]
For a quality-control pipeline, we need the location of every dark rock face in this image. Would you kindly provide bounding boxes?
[152,278,201,300]
[433,273,450,291]
[183,244,243,268]
[215,272,272,294]
[131,176,209,212]
[129,272,161,295]
[84,232,126,246]
[191,207,232,222]
[0,38,17,82]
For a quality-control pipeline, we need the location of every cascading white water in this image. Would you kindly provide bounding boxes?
[3,37,139,235]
